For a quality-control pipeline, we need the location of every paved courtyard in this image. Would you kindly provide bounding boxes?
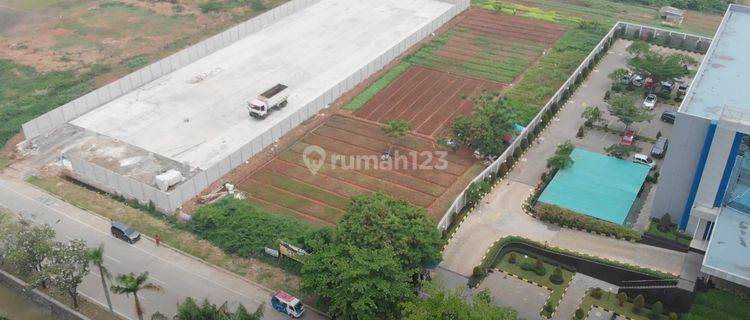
[476,271,549,320]
[440,39,687,278]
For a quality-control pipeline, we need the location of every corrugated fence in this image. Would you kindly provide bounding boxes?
[61,0,470,213]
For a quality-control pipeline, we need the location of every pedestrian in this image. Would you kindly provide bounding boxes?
[155,234,161,247]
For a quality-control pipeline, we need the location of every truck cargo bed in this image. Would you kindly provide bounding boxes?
[261,84,289,99]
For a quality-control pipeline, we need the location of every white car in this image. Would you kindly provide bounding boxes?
[633,153,655,169]
[643,94,657,110]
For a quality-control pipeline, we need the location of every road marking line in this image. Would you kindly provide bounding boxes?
[105,254,122,264]
[150,276,166,285]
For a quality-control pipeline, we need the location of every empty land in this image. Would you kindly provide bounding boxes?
[236,115,479,226]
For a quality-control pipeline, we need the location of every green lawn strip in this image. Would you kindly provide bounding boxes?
[579,290,670,320]
[26,175,305,294]
[343,62,412,112]
[251,169,350,210]
[407,55,516,83]
[646,220,691,246]
[683,289,750,320]
[495,251,574,317]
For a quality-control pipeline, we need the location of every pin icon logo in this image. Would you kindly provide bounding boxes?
[302,145,326,175]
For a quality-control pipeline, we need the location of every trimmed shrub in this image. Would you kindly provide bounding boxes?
[617,292,628,306]
[508,252,517,264]
[652,301,663,319]
[575,308,585,319]
[668,312,678,320]
[535,204,642,241]
[576,126,585,138]
[473,266,487,278]
[633,294,645,314]
[591,287,603,299]
[658,214,672,232]
[550,266,564,284]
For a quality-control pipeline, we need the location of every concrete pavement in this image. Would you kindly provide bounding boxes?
[440,40,686,278]
[0,175,325,320]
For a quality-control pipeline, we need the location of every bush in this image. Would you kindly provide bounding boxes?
[576,126,585,138]
[535,204,642,241]
[652,301,663,318]
[590,288,603,299]
[466,180,492,208]
[668,312,678,320]
[575,308,585,319]
[550,266,564,284]
[658,214,672,232]
[473,266,487,278]
[508,252,517,264]
[190,198,319,259]
[617,292,628,306]
[633,294,645,314]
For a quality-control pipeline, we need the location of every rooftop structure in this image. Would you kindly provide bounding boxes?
[679,5,750,122]
[538,149,650,225]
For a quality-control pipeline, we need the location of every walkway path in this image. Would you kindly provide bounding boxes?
[553,274,617,320]
[0,175,326,320]
[440,40,686,278]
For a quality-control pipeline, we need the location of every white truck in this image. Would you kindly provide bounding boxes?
[247,84,290,119]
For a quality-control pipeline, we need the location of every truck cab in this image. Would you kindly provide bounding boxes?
[248,84,289,119]
[271,291,305,318]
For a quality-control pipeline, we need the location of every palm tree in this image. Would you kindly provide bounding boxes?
[87,244,114,315]
[111,272,163,320]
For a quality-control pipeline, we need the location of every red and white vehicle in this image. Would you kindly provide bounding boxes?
[248,84,290,119]
[271,290,305,318]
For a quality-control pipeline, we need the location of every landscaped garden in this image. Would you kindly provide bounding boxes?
[577,289,676,320]
[493,251,574,317]
[683,289,750,320]
[646,216,692,246]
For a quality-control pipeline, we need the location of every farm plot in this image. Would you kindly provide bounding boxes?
[353,66,504,138]
[406,9,567,83]
[237,115,477,226]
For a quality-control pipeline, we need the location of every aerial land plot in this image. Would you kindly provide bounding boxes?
[236,115,478,225]
[406,9,567,83]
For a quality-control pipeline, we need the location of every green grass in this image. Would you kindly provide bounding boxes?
[344,62,412,112]
[579,290,670,320]
[506,24,608,108]
[683,289,750,320]
[473,0,722,37]
[495,251,574,317]
[0,59,94,147]
[646,220,692,246]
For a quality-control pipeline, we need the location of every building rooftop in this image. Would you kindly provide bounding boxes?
[703,206,750,287]
[679,5,750,122]
[538,149,650,225]
[69,0,452,170]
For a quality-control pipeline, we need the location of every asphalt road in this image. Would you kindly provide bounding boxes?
[0,176,325,320]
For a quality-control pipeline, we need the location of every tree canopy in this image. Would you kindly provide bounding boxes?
[33,240,90,308]
[401,285,518,320]
[626,41,650,57]
[607,94,653,130]
[628,52,689,83]
[452,96,527,157]
[302,244,412,320]
[381,119,412,144]
[175,297,262,320]
[547,141,575,171]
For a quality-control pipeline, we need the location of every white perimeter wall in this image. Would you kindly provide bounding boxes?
[58,0,470,213]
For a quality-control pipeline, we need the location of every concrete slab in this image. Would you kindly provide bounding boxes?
[71,0,453,170]
[477,271,549,320]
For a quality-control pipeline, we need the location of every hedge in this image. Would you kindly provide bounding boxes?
[536,204,642,241]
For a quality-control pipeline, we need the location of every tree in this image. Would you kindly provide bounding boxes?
[607,93,653,130]
[575,308,585,319]
[87,244,114,315]
[629,52,689,83]
[452,96,526,157]
[547,141,575,171]
[605,143,638,159]
[400,284,518,320]
[111,272,164,320]
[175,297,262,320]
[658,214,672,232]
[302,244,412,319]
[0,212,21,263]
[668,312,679,320]
[337,192,443,272]
[550,266,564,284]
[617,292,628,306]
[581,106,603,127]
[381,119,412,148]
[508,252,517,264]
[590,288,603,300]
[633,294,645,314]
[608,68,630,81]
[652,301,664,319]
[626,41,650,57]
[5,223,55,278]
[33,240,90,308]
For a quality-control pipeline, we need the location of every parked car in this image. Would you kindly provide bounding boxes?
[111,221,141,244]
[651,137,669,158]
[677,84,689,96]
[630,74,644,87]
[633,153,655,169]
[620,73,632,85]
[643,94,657,110]
[620,130,636,146]
[660,80,674,94]
[661,110,676,123]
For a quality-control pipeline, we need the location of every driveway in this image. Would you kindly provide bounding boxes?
[477,271,549,320]
[440,39,686,278]
[0,176,326,320]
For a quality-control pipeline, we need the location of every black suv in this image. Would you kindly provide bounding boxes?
[111,221,141,244]
[661,110,676,124]
[651,137,669,159]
